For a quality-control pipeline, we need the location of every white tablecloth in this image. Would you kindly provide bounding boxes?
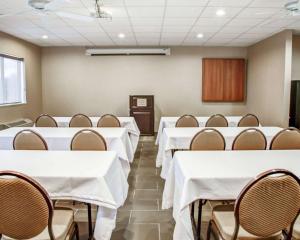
[156,116,249,145]
[0,150,128,240]
[53,117,140,152]
[162,150,300,240]
[157,127,282,178]
[0,127,134,177]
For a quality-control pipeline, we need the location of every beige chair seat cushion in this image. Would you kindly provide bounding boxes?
[213,207,282,240]
[293,217,300,240]
[3,209,74,240]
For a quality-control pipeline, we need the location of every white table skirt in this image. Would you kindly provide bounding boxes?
[0,127,134,177]
[155,116,252,145]
[0,150,128,240]
[157,127,282,178]
[53,117,140,153]
[162,150,300,240]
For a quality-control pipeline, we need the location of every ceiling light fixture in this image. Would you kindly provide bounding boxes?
[197,33,204,38]
[216,9,226,16]
[42,35,48,39]
[118,33,125,39]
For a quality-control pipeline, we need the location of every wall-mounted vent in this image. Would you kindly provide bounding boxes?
[85,48,171,56]
[4,119,33,128]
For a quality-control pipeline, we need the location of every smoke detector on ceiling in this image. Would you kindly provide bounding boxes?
[28,0,53,10]
[285,0,300,16]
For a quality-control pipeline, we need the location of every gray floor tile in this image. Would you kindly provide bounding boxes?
[130,210,174,224]
[119,199,159,211]
[111,223,160,240]
[134,189,162,200]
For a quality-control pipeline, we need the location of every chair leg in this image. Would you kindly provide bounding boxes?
[87,203,93,239]
[196,200,206,240]
[206,220,212,240]
[75,223,80,240]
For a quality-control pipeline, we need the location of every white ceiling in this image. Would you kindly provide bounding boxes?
[0,0,299,47]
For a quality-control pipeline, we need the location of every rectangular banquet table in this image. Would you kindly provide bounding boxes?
[156,116,251,145]
[0,150,128,240]
[156,127,282,178]
[53,117,140,152]
[162,150,300,240]
[0,127,134,177]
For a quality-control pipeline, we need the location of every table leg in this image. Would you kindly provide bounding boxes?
[87,203,93,239]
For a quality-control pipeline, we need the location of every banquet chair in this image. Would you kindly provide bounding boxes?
[71,129,107,151]
[69,114,92,127]
[0,171,79,240]
[35,114,58,127]
[175,115,199,127]
[189,128,226,236]
[190,128,226,151]
[270,128,300,150]
[206,169,300,240]
[70,129,106,238]
[13,130,48,150]
[205,114,228,127]
[232,128,267,150]
[97,114,121,127]
[238,114,260,127]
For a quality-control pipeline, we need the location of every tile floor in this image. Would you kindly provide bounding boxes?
[73,136,215,240]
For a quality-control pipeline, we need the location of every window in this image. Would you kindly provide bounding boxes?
[0,54,26,106]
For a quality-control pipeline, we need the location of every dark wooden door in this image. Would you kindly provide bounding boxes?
[130,95,154,136]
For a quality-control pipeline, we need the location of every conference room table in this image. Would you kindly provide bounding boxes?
[155,116,253,145]
[162,150,300,240]
[0,150,128,240]
[0,127,134,177]
[53,117,140,152]
[156,127,282,177]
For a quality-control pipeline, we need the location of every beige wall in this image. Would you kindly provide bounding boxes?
[0,32,42,123]
[292,35,300,80]
[42,46,248,129]
[247,30,293,127]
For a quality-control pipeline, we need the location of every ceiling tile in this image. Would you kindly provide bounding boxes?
[127,7,164,18]
[237,7,281,18]
[167,0,208,6]
[125,0,165,6]
[165,6,204,18]
[163,17,196,26]
[162,25,191,33]
[249,0,288,8]
[208,0,252,7]
[200,7,242,18]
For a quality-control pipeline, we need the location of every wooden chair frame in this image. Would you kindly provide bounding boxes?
[231,128,267,150]
[97,114,121,127]
[205,114,228,127]
[0,171,79,240]
[270,127,300,150]
[237,114,260,127]
[69,114,92,127]
[206,169,300,240]
[13,129,48,150]
[35,114,58,127]
[175,114,199,127]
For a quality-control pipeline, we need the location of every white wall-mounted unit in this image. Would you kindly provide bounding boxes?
[0,118,33,131]
[85,48,171,56]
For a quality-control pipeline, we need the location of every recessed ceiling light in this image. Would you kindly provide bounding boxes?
[42,35,48,39]
[118,33,125,39]
[216,9,226,16]
[196,33,204,39]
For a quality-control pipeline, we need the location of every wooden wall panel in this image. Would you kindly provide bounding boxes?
[202,58,246,102]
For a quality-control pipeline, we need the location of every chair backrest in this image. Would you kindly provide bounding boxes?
[35,114,58,128]
[71,129,107,151]
[238,114,260,127]
[69,114,92,127]
[0,171,54,240]
[234,169,300,239]
[175,115,199,128]
[13,130,48,150]
[270,128,300,150]
[232,128,267,150]
[190,128,226,150]
[97,114,121,127]
[205,114,228,127]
